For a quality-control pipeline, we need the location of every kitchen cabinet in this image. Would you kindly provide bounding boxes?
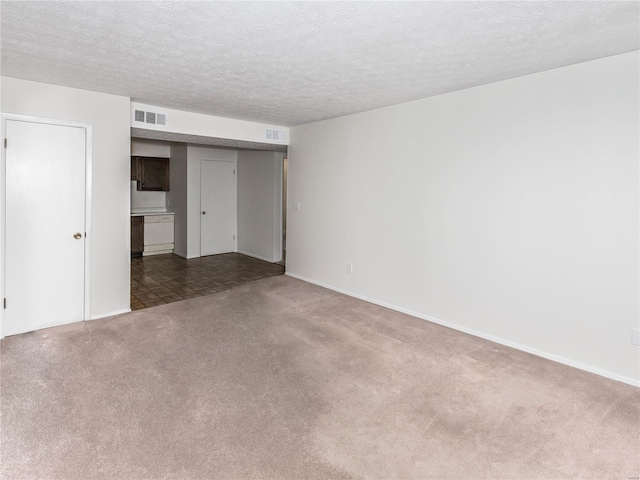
[131,216,144,256]
[130,156,139,181]
[131,156,170,191]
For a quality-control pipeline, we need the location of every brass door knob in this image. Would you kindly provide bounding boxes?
[73,233,82,239]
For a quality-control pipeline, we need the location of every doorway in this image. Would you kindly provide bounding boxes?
[281,156,287,264]
[129,142,287,311]
[2,116,91,336]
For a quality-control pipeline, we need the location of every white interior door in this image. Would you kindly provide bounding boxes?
[200,160,236,256]
[4,119,87,336]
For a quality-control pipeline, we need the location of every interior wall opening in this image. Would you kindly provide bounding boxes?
[130,136,287,311]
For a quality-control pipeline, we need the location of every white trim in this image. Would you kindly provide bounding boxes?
[83,124,93,323]
[90,308,131,321]
[143,248,174,256]
[272,154,283,263]
[1,113,90,130]
[285,272,640,388]
[0,113,93,338]
[1,118,5,339]
[234,158,238,253]
[237,250,274,263]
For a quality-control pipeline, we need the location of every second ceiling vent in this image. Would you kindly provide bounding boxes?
[134,109,167,126]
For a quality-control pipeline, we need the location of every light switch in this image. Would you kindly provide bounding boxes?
[294,202,301,211]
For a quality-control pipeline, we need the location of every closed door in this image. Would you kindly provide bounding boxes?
[4,119,87,336]
[200,160,235,256]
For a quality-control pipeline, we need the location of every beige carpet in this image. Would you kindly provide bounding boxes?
[1,276,638,479]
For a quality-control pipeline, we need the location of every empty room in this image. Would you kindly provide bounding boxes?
[1,2,638,479]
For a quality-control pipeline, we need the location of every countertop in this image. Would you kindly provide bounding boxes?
[131,211,175,217]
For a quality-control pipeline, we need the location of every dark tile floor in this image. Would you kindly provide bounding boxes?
[131,253,285,310]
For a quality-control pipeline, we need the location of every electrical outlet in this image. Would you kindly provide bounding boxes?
[632,328,640,346]
[347,263,353,274]
[294,201,301,211]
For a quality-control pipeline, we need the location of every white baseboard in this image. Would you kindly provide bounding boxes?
[237,250,275,263]
[285,272,640,388]
[90,308,131,321]
[172,251,188,259]
[0,309,132,338]
[143,248,173,256]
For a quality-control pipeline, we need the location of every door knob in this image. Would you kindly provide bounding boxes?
[202,211,206,215]
[73,233,82,239]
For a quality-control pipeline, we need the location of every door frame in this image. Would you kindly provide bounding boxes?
[199,158,237,257]
[0,114,93,338]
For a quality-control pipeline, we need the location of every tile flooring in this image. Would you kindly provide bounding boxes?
[131,253,285,310]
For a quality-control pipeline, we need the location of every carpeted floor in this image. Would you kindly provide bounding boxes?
[1,276,638,479]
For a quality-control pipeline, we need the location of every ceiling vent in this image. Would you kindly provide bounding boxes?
[134,109,168,126]
[266,129,285,141]
[134,110,145,122]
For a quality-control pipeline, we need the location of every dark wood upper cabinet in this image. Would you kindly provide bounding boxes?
[131,156,170,191]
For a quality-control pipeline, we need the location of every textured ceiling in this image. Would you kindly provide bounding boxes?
[2,1,639,126]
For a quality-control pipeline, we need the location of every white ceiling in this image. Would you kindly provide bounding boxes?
[2,1,638,127]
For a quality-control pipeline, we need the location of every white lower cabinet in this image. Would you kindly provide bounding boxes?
[143,214,174,256]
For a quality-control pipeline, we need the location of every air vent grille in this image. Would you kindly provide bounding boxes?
[133,109,168,127]
[134,110,145,122]
[266,129,285,141]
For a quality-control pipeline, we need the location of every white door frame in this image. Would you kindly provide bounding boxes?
[0,114,93,338]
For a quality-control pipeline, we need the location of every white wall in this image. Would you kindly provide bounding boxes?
[287,52,640,386]
[131,138,171,157]
[130,138,170,211]
[186,145,237,259]
[1,77,131,320]
[237,151,283,263]
[168,144,188,257]
[131,102,289,147]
